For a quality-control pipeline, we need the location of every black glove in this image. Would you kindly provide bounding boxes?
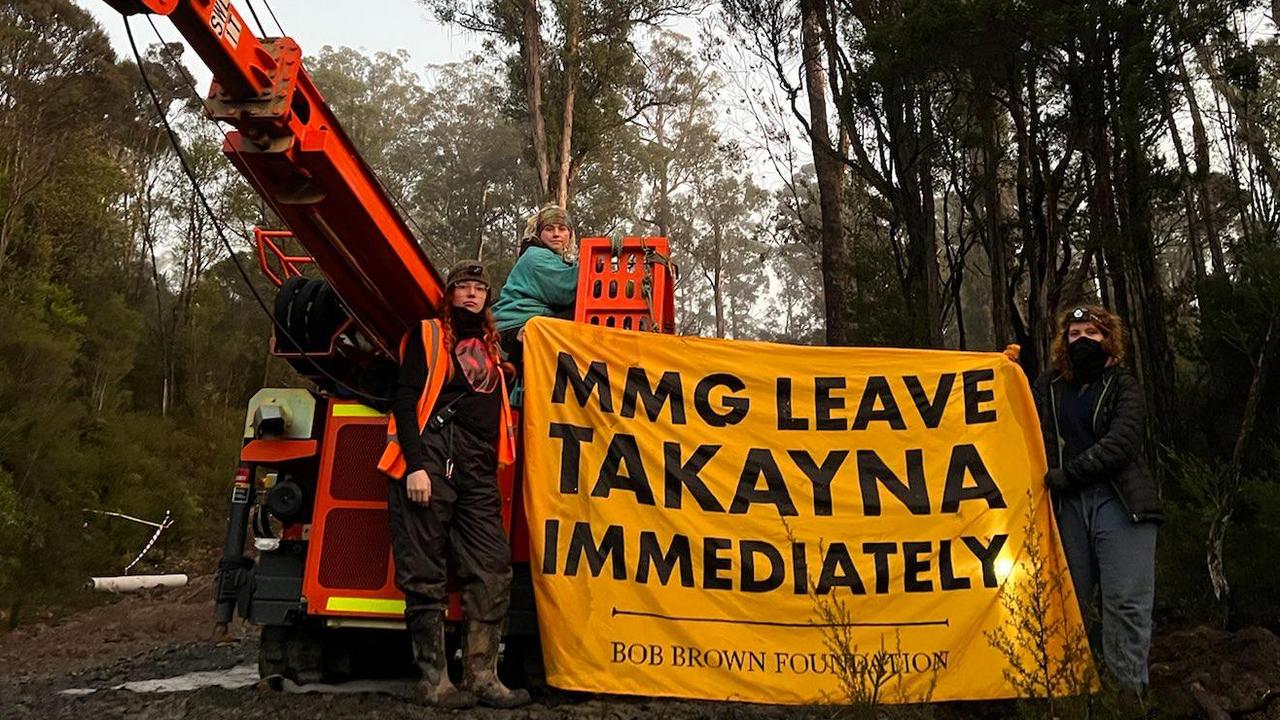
[1044,468,1071,491]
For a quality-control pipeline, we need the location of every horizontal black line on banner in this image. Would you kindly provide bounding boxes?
[611,608,949,628]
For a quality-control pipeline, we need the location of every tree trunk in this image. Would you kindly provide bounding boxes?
[918,91,943,347]
[0,128,26,277]
[800,0,849,346]
[1024,51,1060,372]
[1160,81,1206,284]
[476,185,490,260]
[1178,56,1226,275]
[654,107,672,237]
[1206,315,1277,625]
[0,205,17,277]
[0,131,54,278]
[1008,61,1039,369]
[710,221,725,338]
[556,0,580,208]
[1195,45,1280,214]
[1115,14,1176,442]
[522,0,550,201]
[1086,27,1129,323]
[142,181,171,415]
[941,190,968,349]
[885,77,941,348]
[976,77,1011,347]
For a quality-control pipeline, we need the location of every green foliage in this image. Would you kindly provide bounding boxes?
[0,469,20,591]
[310,50,531,266]
[1158,450,1280,629]
[984,500,1095,717]
[0,0,259,612]
[773,170,913,346]
[1223,475,1280,628]
[1157,235,1280,625]
[1155,455,1218,623]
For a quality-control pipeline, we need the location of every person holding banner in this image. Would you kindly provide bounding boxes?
[378,261,528,709]
[1032,305,1161,696]
[493,204,579,371]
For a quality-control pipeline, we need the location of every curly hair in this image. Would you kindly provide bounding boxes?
[436,289,513,380]
[1048,304,1127,380]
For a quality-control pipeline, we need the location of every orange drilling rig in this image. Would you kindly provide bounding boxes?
[105,0,675,683]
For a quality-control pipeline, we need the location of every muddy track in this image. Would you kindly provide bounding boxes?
[2,638,808,720]
[3,634,826,720]
[3,575,1279,718]
[0,576,815,719]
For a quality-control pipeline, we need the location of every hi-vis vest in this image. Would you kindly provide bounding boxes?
[376,319,516,478]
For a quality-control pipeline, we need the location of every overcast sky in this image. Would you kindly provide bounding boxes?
[76,0,484,88]
[73,0,787,194]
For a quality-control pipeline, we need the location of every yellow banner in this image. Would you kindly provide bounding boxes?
[522,318,1091,704]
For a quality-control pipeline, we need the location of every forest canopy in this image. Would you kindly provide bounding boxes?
[0,0,1276,633]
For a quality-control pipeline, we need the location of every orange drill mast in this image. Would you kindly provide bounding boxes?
[107,0,443,356]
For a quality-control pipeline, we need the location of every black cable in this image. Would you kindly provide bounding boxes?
[124,15,391,405]
[146,16,437,255]
[242,0,270,38]
[144,10,438,318]
[259,0,287,39]
[231,0,438,252]
[144,16,300,236]
[142,11,437,313]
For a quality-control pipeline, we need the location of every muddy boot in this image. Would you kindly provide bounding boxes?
[463,620,531,708]
[408,612,475,709]
[1115,686,1151,720]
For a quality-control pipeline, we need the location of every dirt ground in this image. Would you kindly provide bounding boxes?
[2,576,1279,719]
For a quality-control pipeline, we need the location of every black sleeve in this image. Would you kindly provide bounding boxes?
[1064,372,1146,483]
[391,325,428,475]
[1029,371,1057,470]
[1030,372,1049,416]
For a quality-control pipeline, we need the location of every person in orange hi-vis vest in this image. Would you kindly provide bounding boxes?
[377,260,524,709]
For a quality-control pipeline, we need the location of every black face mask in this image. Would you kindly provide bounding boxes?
[1068,337,1108,381]
[451,306,486,336]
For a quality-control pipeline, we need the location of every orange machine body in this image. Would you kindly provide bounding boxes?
[284,239,675,620]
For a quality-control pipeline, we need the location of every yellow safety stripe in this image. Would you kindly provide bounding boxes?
[331,404,386,418]
[324,596,405,614]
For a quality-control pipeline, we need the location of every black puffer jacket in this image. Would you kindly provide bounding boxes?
[1032,366,1162,523]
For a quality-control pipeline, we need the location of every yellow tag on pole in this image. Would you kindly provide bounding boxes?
[521,318,1093,704]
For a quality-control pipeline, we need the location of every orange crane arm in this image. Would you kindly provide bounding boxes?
[107,0,443,355]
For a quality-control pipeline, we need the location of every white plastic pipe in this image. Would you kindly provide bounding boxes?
[90,574,188,593]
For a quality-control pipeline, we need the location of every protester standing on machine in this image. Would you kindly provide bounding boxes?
[376,261,529,709]
[493,204,580,371]
[1031,305,1162,699]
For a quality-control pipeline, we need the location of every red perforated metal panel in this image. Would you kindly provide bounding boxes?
[574,237,676,333]
[328,424,387,502]
[303,403,401,617]
[303,401,517,620]
[317,508,389,590]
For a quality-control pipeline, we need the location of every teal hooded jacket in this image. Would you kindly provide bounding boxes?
[493,245,579,331]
